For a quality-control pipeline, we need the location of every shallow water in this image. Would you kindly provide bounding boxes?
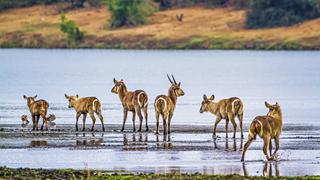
[1,49,320,176]
[0,49,320,126]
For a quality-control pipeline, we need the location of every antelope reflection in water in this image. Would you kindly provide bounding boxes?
[243,161,280,177]
[156,134,173,150]
[213,137,243,151]
[75,133,104,146]
[30,140,48,147]
[122,133,148,150]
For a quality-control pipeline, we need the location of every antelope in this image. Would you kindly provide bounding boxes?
[47,114,56,125]
[20,115,29,124]
[176,13,184,22]
[241,102,282,161]
[154,75,185,135]
[111,78,148,132]
[23,95,49,131]
[65,94,105,131]
[200,94,244,138]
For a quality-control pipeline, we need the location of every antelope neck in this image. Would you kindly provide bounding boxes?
[118,84,128,102]
[168,88,177,105]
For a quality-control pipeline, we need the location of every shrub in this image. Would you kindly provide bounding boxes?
[106,0,157,28]
[87,0,102,7]
[246,0,320,28]
[60,13,84,46]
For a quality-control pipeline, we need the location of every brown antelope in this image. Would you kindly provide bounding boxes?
[23,95,49,131]
[241,102,282,161]
[200,94,244,138]
[65,94,105,131]
[20,115,29,124]
[154,75,185,135]
[111,78,148,132]
[47,114,56,124]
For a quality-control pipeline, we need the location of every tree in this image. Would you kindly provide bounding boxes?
[60,13,84,46]
[246,0,320,28]
[106,0,157,28]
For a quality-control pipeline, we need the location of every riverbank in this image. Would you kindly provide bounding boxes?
[0,167,319,179]
[0,5,319,50]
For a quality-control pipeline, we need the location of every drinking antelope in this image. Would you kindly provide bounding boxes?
[65,94,105,131]
[20,115,29,124]
[241,102,282,161]
[23,95,49,131]
[154,75,185,135]
[200,94,244,138]
[111,78,149,132]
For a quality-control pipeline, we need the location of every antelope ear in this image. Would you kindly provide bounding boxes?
[276,102,279,106]
[65,94,69,99]
[203,94,207,100]
[265,101,271,108]
[210,94,215,100]
[34,95,37,99]
[76,94,79,98]
[23,95,27,99]
[113,78,117,83]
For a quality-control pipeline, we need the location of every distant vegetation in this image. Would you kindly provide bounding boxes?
[246,0,320,28]
[106,0,158,28]
[1,0,320,29]
[60,13,84,47]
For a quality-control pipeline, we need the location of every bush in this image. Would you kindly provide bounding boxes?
[0,0,59,11]
[106,0,157,28]
[87,0,102,7]
[60,13,84,46]
[246,0,320,28]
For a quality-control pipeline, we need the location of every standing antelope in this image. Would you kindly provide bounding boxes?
[241,102,282,161]
[111,78,148,132]
[65,94,105,131]
[154,75,185,135]
[200,94,244,138]
[23,95,49,131]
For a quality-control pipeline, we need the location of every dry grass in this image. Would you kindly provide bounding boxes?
[0,4,319,49]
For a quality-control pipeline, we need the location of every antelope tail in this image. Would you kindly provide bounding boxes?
[155,97,166,113]
[137,92,148,108]
[232,99,243,115]
[93,99,100,112]
[249,120,263,139]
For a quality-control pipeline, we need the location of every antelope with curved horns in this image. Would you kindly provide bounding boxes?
[65,94,105,131]
[23,95,49,131]
[154,74,185,135]
[111,78,149,132]
[241,102,282,161]
[200,94,244,138]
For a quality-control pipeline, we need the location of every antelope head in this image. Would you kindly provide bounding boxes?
[23,95,37,106]
[200,94,215,113]
[111,78,126,94]
[265,101,282,119]
[167,74,184,97]
[65,94,79,108]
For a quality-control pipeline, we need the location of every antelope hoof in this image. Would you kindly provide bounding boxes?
[137,129,142,132]
[241,135,244,139]
[121,128,124,132]
[82,128,86,131]
[155,131,159,135]
[102,128,105,132]
[90,128,94,132]
[241,157,244,162]
[146,127,149,132]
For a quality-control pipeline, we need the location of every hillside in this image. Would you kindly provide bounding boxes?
[0,4,320,49]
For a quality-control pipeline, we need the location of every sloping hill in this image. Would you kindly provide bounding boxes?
[0,4,319,49]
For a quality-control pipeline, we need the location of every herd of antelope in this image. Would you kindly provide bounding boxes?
[21,75,282,161]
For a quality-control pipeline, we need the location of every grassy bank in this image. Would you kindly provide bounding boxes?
[0,167,319,179]
[0,4,320,49]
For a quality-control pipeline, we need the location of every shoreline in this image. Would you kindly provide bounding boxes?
[1,167,318,179]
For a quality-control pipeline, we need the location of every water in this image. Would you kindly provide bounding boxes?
[0,49,320,127]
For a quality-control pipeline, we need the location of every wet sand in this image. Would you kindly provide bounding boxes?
[0,124,319,177]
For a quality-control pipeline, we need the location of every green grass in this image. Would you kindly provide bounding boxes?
[0,167,319,179]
